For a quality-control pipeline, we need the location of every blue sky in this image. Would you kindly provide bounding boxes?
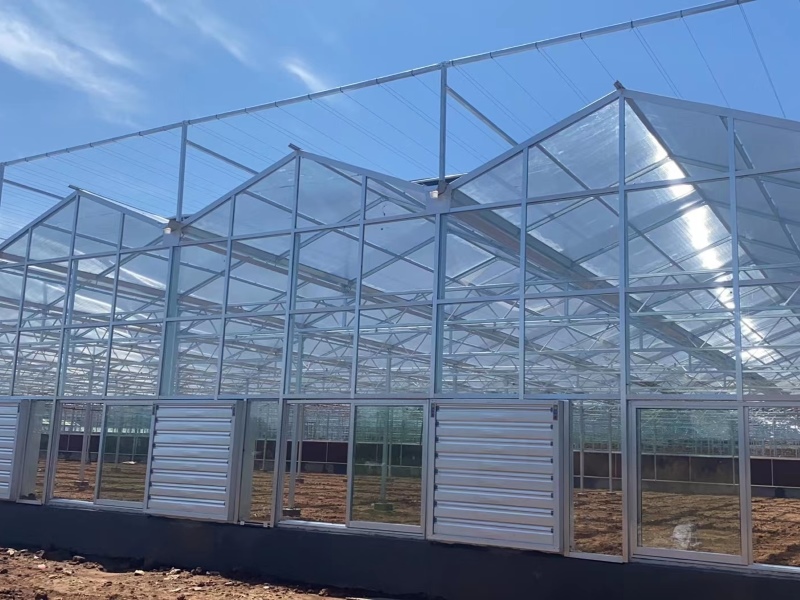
[0,0,796,160]
[0,0,797,235]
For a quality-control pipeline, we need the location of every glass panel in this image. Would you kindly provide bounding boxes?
[627,99,730,182]
[361,217,435,305]
[452,152,524,207]
[121,215,165,249]
[526,194,619,292]
[61,327,110,397]
[14,329,61,396]
[22,262,69,328]
[52,402,103,502]
[0,232,28,265]
[115,250,169,322]
[281,403,351,524]
[526,146,584,199]
[220,315,285,396]
[227,235,291,314]
[288,311,354,395]
[183,199,231,240]
[628,287,737,395]
[29,201,76,261]
[357,308,432,395]
[174,242,228,317]
[0,266,24,330]
[107,323,162,397]
[17,400,53,502]
[443,207,521,299]
[440,301,520,394]
[736,119,800,172]
[170,319,222,396]
[69,256,116,325]
[749,407,800,566]
[97,404,151,504]
[571,400,622,555]
[297,158,362,226]
[525,295,620,395]
[238,400,279,523]
[232,159,297,236]
[350,405,423,527]
[627,181,732,287]
[737,171,800,281]
[740,283,800,396]
[73,196,121,255]
[364,178,427,219]
[0,333,15,395]
[637,408,740,556]
[295,228,359,310]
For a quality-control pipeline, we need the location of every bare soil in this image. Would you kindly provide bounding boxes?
[573,489,800,566]
[0,548,375,600]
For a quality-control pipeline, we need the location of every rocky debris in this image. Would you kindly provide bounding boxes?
[33,591,48,600]
[70,556,86,565]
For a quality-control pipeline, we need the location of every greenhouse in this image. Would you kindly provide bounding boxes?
[2,3,800,594]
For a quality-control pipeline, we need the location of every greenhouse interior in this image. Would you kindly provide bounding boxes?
[3,8,800,579]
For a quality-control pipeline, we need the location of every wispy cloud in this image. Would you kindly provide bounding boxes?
[139,0,254,67]
[282,58,331,93]
[0,4,140,118]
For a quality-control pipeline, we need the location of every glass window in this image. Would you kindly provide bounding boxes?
[121,215,165,250]
[220,315,285,396]
[443,208,521,299]
[73,196,122,256]
[227,235,291,314]
[295,228,359,310]
[232,159,297,236]
[637,408,740,556]
[364,178,427,220]
[525,295,620,395]
[107,323,162,397]
[14,329,62,397]
[173,243,228,317]
[0,333,15,396]
[735,118,800,172]
[350,405,424,528]
[281,403,351,524]
[297,158,362,226]
[183,199,231,240]
[571,400,622,555]
[115,250,169,322]
[288,311,354,395]
[167,319,222,396]
[238,401,279,523]
[97,404,152,504]
[22,262,69,328]
[60,327,110,397]
[51,402,103,502]
[69,256,117,325]
[0,232,28,266]
[29,201,76,261]
[452,152,525,207]
[0,266,24,330]
[17,401,53,502]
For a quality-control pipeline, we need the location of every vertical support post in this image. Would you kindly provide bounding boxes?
[79,403,92,485]
[0,164,5,211]
[287,404,301,513]
[438,64,448,196]
[380,407,390,503]
[176,122,188,220]
[519,146,529,399]
[617,93,631,562]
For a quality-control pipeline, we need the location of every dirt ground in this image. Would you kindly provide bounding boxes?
[573,489,800,565]
[0,548,377,600]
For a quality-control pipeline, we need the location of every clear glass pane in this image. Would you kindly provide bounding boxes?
[14,329,61,396]
[357,308,432,394]
[288,311,354,395]
[0,232,28,266]
[22,262,69,328]
[749,407,800,566]
[29,201,76,261]
[174,242,228,317]
[220,315,285,396]
[525,296,620,395]
[628,288,737,395]
[627,181,732,287]
[571,400,622,555]
[233,159,297,236]
[281,403,350,524]
[74,196,121,255]
[227,235,291,314]
[107,323,162,397]
[440,301,520,394]
[452,152,524,207]
[350,405,423,526]
[69,256,117,325]
[736,119,800,172]
[52,402,104,502]
[0,333,15,395]
[365,178,427,219]
[61,327,110,397]
[526,194,619,292]
[17,401,53,502]
[0,267,24,330]
[295,228,359,310]
[169,319,222,396]
[297,158,362,225]
[97,404,151,504]
[526,146,585,199]
[121,215,165,249]
[184,199,232,240]
[637,408,740,556]
[444,208,521,299]
[115,250,169,322]
[238,401,279,523]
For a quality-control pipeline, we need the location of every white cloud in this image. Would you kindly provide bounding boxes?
[282,58,330,93]
[139,0,254,67]
[0,5,139,115]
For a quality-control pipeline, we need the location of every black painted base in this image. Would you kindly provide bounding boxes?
[1,502,799,600]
